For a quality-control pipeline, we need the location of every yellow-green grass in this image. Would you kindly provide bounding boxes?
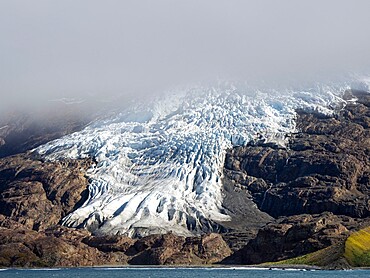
[344,226,370,266]
[260,226,370,268]
[266,243,344,267]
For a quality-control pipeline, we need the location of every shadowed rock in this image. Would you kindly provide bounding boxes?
[224,90,370,219]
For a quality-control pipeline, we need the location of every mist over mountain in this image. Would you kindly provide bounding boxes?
[1,0,370,114]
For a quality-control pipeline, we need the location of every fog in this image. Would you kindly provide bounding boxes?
[1,0,370,114]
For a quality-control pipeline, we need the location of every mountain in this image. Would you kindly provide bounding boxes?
[34,83,349,237]
[0,81,369,267]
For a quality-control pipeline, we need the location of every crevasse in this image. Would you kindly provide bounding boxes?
[35,83,349,237]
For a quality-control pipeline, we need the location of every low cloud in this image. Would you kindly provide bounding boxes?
[1,0,370,114]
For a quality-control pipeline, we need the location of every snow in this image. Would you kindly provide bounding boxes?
[35,82,350,237]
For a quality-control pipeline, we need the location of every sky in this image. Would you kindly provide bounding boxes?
[1,0,370,113]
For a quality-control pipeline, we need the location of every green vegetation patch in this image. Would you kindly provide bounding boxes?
[268,243,344,267]
[344,226,370,267]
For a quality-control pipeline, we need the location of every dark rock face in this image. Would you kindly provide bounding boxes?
[0,218,232,267]
[225,91,370,219]
[235,212,365,264]
[0,153,92,230]
[125,233,231,265]
[218,176,273,251]
[221,90,370,264]
[0,220,128,267]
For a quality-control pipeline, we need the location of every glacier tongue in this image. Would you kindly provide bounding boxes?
[35,83,348,237]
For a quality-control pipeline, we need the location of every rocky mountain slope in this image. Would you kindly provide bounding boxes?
[0,154,93,230]
[0,87,369,267]
[222,89,370,265]
[264,225,370,269]
[225,90,370,219]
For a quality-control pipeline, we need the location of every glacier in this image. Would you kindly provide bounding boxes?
[35,82,353,237]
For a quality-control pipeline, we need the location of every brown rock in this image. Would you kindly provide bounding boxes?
[0,153,92,230]
[0,224,130,267]
[224,90,370,219]
[129,233,232,265]
[82,235,136,252]
[233,212,360,264]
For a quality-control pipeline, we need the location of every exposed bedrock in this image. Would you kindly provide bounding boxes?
[0,153,93,230]
[225,212,370,264]
[0,220,117,267]
[224,90,370,219]
[221,90,370,264]
[0,218,232,267]
[125,232,231,265]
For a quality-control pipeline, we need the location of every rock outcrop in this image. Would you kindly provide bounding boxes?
[222,90,370,264]
[0,219,232,267]
[123,232,231,265]
[0,153,92,230]
[232,212,367,264]
[225,90,370,219]
[0,221,127,267]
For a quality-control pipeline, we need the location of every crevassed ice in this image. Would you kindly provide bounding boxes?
[35,83,348,237]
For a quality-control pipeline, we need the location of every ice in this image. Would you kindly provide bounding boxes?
[35,82,349,237]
